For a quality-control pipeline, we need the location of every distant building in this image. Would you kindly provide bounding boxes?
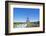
[26,17,30,24]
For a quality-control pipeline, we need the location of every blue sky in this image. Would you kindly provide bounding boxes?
[13,8,39,22]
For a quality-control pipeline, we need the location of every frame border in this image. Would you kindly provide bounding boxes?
[5,1,45,35]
